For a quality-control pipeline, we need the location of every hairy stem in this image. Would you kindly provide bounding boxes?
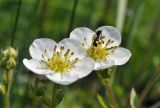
[4,70,13,108]
[4,90,10,108]
[104,80,118,108]
[97,71,118,108]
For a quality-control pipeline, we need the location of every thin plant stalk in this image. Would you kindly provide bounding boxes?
[67,0,79,36]
[4,70,13,108]
[109,67,116,89]
[97,72,118,108]
[4,91,10,108]
[137,69,160,108]
[104,80,118,108]
[38,0,49,37]
[11,0,22,46]
[50,83,58,108]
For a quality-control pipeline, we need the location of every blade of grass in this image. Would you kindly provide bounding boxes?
[11,1,40,107]
[11,0,22,46]
[116,0,128,32]
[110,0,128,87]
[119,0,145,91]
[137,68,160,108]
[38,0,49,37]
[67,0,79,36]
[18,0,40,65]
[126,0,144,48]
[135,14,160,84]
[150,101,160,108]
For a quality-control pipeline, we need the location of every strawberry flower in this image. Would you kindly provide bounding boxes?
[70,26,131,70]
[23,38,94,85]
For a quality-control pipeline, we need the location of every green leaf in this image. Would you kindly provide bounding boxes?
[97,94,109,108]
[130,88,138,108]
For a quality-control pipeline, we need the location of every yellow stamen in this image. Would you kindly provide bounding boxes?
[42,46,78,72]
[84,33,117,61]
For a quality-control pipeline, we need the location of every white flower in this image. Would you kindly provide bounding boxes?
[70,26,131,70]
[23,38,94,85]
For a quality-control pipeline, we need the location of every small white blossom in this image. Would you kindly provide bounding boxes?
[70,26,131,70]
[23,38,94,85]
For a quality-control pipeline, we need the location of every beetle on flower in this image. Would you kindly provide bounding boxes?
[70,26,132,70]
[23,38,94,85]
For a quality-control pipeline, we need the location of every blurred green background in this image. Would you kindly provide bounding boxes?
[0,0,160,108]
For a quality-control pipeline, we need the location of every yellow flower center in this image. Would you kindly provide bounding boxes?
[82,31,117,61]
[41,46,78,73]
[87,44,108,61]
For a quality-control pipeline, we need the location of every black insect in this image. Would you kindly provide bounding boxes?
[93,30,102,46]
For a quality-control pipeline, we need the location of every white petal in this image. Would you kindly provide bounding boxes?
[96,26,121,47]
[45,72,79,85]
[71,57,94,78]
[70,27,95,47]
[29,38,57,60]
[23,59,52,75]
[59,38,87,59]
[108,47,131,65]
[94,58,114,70]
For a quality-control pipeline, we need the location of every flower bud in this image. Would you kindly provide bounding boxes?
[0,47,18,70]
[7,58,17,70]
[8,47,17,59]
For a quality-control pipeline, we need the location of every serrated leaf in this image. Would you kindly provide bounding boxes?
[97,94,109,108]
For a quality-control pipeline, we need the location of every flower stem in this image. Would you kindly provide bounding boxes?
[50,83,58,108]
[137,69,160,108]
[4,90,10,108]
[4,70,13,108]
[104,80,118,108]
[97,71,118,108]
